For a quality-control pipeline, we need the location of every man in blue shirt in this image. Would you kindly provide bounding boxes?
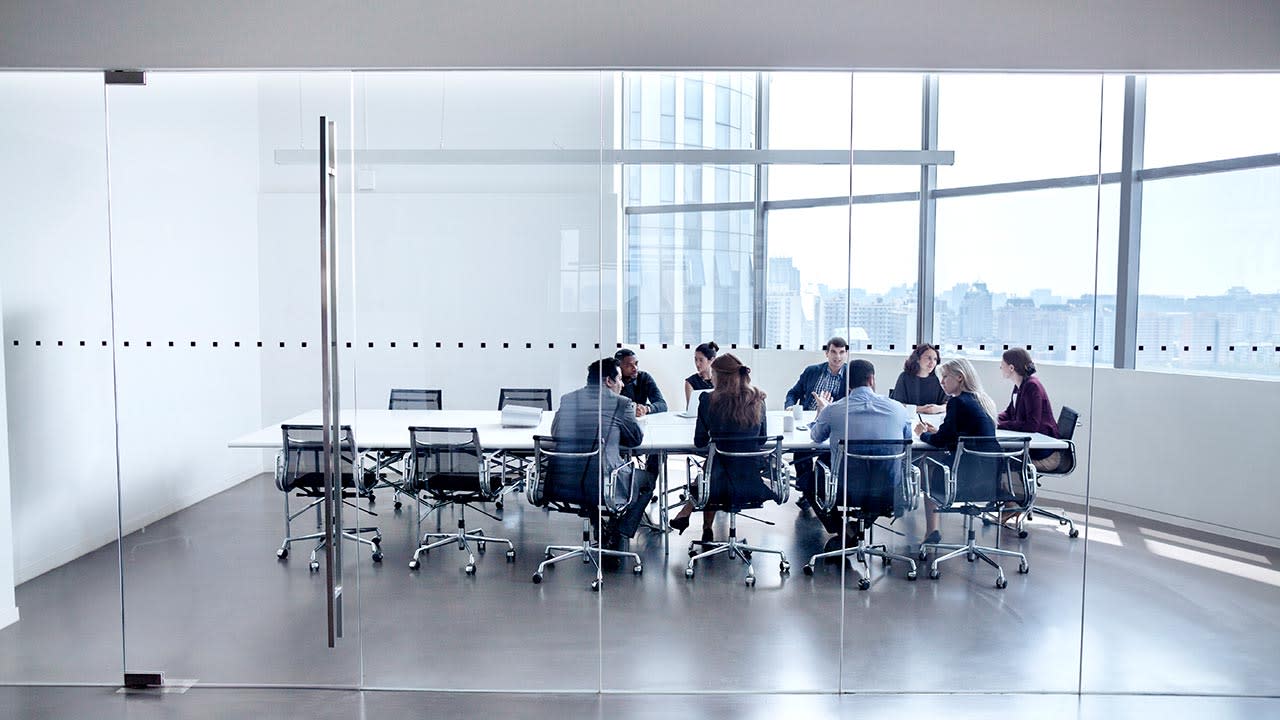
[808,359,912,540]
[787,337,850,510]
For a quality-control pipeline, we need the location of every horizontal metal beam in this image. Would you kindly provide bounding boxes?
[275,148,956,167]
[1136,152,1280,181]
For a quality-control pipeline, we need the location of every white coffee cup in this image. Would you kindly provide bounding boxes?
[783,415,796,433]
[791,404,803,421]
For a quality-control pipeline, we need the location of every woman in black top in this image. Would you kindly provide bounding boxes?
[891,343,948,413]
[913,357,998,545]
[670,352,770,543]
[683,341,717,404]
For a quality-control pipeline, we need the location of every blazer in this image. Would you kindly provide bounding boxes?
[784,362,848,410]
[546,384,644,506]
[693,391,775,507]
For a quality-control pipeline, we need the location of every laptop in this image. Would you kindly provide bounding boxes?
[677,389,710,418]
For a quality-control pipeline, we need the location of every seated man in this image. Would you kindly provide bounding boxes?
[614,348,668,416]
[809,359,912,548]
[784,336,850,507]
[549,358,653,552]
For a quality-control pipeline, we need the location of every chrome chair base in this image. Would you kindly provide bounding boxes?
[684,515,790,587]
[920,513,1028,589]
[410,526,514,574]
[532,520,642,591]
[804,540,918,589]
[276,494,382,570]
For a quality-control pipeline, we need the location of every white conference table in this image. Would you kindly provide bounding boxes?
[230,408,1066,539]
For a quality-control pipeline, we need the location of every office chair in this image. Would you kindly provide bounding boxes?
[274,424,382,571]
[498,388,553,411]
[369,388,445,510]
[526,435,643,591]
[804,439,920,588]
[1027,406,1081,538]
[683,435,791,587]
[919,436,1034,589]
[405,426,515,574]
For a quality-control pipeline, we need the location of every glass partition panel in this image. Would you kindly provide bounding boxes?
[0,72,119,682]
[350,70,609,691]
[106,71,362,683]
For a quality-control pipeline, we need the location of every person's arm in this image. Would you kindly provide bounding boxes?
[785,366,810,407]
[617,398,644,449]
[923,397,961,448]
[1000,380,1044,432]
[810,404,832,443]
[684,380,693,404]
[640,372,668,414]
[693,393,711,449]
[891,372,911,404]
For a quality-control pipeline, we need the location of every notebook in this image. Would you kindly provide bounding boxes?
[677,389,710,418]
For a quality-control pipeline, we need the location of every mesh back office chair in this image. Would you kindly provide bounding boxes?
[405,427,515,574]
[684,436,791,587]
[805,439,920,588]
[498,388,552,411]
[275,424,382,571]
[526,435,643,591]
[919,436,1034,589]
[368,388,445,510]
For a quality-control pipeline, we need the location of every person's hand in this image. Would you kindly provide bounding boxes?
[920,403,944,414]
[914,422,936,435]
[811,391,833,411]
[635,403,650,417]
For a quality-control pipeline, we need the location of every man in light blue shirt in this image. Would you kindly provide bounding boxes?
[809,359,912,538]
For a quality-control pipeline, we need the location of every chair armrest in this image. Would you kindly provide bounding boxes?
[687,457,711,511]
[814,457,837,513]
[274,451,287,491]
[921,455,953,507]
[903,465,921,512]
[524,458,543,507]
[602,460,639,515]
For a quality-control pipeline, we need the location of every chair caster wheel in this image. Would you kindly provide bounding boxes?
[906,570,918,581]
[1068,528,1080,538]
[408,560,420,570]
[684,567,695,579]
[928,568,940,580]
[590,579,601,592]
[688,546,697,557]
[477,543,486,556]
[881,557,891,566]
[917,549,928,561]
[779,561,790,574]
[309,561,320,572]
[802,564,814,576]
[532,572,543,584]
[506,550,516,561]
[745,575,756,587]
[981,517,994,527]
[495,501,504,511]
[544,550,553,560]
[1017,530,1029,539]
[1018,562,1029,574]
[995,576,1008,589]
[633,564,643,575]
[464,564,476,575]
[372,536,381,546]
[1058,518,1067,526]
[393,501,402,510]
[967,552,976,562]
[857,578,870,591]
[371,551,383,563]
[277,548,288,560]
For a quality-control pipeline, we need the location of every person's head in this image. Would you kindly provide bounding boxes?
[614,348,640,381]
[1000,348,1036,382]
[587,357,622,393]
[824,337,849,371]
[709,353,766,426]
[693,341,719,377]
[847,359,876,390]
[904,343,941,377]
[938,358,997,418]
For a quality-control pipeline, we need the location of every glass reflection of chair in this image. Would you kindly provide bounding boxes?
[804,439,920,589]
[497,387,552,411]
[526,435,643,591]
[683,436,791,587]
[274,424,383,572]
[370,388,444,510]
[919,436,1034,589]
[405,426,515,575]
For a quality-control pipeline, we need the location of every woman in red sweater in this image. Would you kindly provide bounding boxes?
[997,348,1061,472]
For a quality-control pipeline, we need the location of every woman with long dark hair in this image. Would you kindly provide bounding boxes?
[669,353,770,543]
[891,343,947,413]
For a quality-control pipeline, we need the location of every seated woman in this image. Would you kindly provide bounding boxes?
[891,343,947,413]
[670,353,771,543]
[913,357,999,545]
[997,348,1061,472]
[683,341,718,404]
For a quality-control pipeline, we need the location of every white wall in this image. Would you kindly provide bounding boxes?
[1,1,1278,71]
[0,290,19,629]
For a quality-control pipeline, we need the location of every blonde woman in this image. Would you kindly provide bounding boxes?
[913,358,998,545]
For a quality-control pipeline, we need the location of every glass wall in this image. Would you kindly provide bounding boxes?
[0,69,1274,700]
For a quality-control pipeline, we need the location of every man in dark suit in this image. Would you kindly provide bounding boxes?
[549,358,651,551]
[784,337,850,510]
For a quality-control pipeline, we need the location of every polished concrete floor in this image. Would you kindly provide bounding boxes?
[0,469,1276,705]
